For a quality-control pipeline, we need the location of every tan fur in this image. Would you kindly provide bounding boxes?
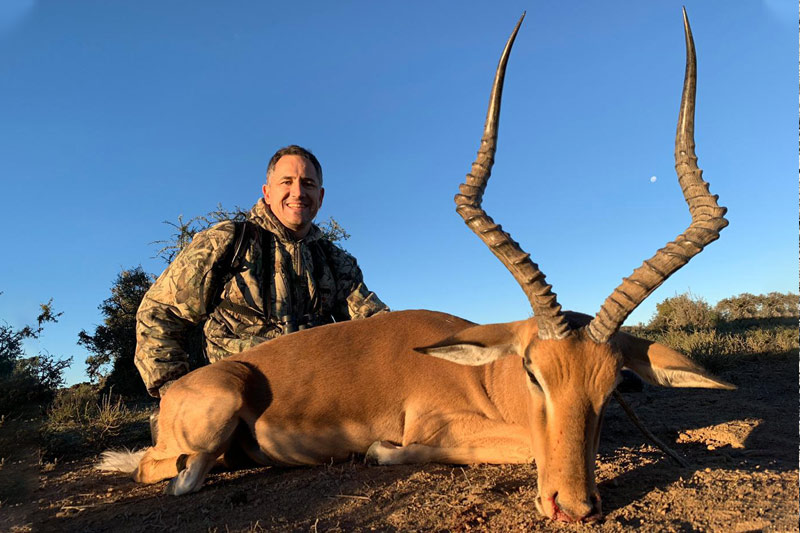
[108,309,731,520]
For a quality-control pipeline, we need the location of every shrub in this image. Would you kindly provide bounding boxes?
[79,267,152,398]
[47,383,100,425]
[647,292,719,330]
[716,292,799,321]
[42,385,151,460]
[0,300,71,416]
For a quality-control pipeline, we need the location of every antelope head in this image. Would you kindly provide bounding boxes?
[420,11,734,523]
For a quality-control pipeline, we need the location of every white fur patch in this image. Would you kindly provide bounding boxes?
[649,367,736,390]
[419,343,516,366]
[97,448,147,473]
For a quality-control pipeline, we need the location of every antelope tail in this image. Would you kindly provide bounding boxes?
[97,448,148,474]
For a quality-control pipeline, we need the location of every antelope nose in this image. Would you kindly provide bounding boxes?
[554,494,602,523]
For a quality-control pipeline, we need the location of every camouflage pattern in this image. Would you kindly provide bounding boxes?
[135,199,388,396]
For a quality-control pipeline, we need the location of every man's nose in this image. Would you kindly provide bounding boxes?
[290,180,303,197]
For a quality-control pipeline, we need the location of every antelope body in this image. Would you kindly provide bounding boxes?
[100,11,733,523]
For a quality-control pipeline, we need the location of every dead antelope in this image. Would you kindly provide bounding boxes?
[100,10,734,523]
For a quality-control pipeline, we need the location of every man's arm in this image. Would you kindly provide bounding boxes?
[324,243,389,321]
[135,221,237,396]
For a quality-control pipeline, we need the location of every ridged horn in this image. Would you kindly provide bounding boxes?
[586,8,728,344]
[455,12,571,340]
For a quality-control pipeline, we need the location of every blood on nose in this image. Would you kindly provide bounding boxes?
[552,493,601,523]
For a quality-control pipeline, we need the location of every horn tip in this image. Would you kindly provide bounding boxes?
[514,11,526,31]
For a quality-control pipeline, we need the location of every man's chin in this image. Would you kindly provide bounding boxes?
[280,218,314,238]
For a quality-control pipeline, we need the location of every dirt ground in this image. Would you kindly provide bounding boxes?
[2,353,797,532]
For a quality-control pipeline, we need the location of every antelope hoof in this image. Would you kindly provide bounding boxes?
[365,441,401,465]
[164,476,181,496]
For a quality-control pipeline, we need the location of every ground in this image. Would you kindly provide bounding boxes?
[1,354,797,532]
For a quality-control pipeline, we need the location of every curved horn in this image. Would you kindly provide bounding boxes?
[586,9,728,344]
[454,12,571,340]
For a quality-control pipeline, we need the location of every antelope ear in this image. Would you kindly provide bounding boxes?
[615,332,736,390]
[414,322,522,366]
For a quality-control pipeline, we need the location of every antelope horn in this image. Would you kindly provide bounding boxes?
[455,12,570,340]
[586,9,728,344]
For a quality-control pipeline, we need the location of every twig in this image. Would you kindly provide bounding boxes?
[60,505,91,512]
[460,467,473,489]
[613,391,689,468]
[334,494,371,501]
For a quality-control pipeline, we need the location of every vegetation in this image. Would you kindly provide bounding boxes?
[151,204,351,263]
[625,291,798,373]
[42,384,151,461]
[151,203,249,264]
[0,298,72,416]
[78,267,152,398]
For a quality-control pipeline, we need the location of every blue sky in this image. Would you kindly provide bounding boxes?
[1,1,796,387]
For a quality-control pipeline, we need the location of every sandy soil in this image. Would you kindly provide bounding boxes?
[2,353,797,532]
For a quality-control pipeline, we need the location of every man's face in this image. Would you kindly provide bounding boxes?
[263,154,325,239]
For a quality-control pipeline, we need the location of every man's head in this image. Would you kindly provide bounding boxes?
[263,145,325,239]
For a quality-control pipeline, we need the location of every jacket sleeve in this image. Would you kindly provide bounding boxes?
[325,242,389,321]
[134,221,237,396]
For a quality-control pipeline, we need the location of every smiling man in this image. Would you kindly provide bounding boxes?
[263,151,325,239]
[134,145,388,404]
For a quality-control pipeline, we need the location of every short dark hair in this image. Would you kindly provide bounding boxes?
[266,145,323,186]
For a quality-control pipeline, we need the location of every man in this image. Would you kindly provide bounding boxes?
[135,145,388,399]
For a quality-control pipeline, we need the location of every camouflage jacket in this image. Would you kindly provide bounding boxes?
[135,199,388,396]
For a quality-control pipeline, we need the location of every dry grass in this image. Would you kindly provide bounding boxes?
[625,318,797,373]
[42,385,151,461]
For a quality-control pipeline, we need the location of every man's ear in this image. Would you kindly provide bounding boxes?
[414,322,522,366]
[614,332,735,390]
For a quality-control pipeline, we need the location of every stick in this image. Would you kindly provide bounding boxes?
[613,391,689,468]
[334,494,371,501]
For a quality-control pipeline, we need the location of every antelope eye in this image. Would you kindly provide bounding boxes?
[525,368,541,387]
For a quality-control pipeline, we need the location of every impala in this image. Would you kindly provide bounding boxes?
[100,10,733,523]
